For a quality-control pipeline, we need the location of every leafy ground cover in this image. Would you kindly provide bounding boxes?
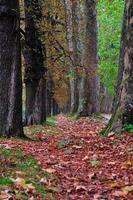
[0,146,58,200]
[0,115,133,199]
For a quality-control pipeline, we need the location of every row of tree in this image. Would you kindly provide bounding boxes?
[0,0,132,137]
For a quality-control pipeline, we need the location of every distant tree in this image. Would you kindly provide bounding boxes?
[0,1,24,137]
[78,0,99,116]
[98,0,124,95]
[98,0,124,114]
[24,0,47,125]
[102,0,133,135]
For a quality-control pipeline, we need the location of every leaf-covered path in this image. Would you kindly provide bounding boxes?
[0,115,133,199]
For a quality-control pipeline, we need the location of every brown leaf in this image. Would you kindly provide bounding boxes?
[113,190,128,197]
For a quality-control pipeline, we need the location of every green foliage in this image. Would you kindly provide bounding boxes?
[90,160,99,166]
[46,116,57,126]
[66,70,77,79]
[123,124,133,133]
[93,112,103,119]
[57,139,74,149]
[67,112,78,120]
[0,177,13,186]
[0,147,12,157]
[98,0,124,95]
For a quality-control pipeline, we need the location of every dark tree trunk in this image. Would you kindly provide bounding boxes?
[24,0,47,125]
[102,0,133,135]
[0,1,24,137]
[46,77,53,117]
[78,0,99,116]
[52,99,59,116]
[112,5,126,113]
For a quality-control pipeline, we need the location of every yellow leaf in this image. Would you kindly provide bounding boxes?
[15,177,26,187]
[126,160,133,166]
[110,182,119,188]
[122,185,133,192]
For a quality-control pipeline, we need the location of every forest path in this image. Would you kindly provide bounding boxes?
[0,115,133,200]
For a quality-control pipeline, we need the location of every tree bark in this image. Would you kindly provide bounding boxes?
[64,0,81,113]
[46,77,52,117]
[78,0,99,116]
[24,0,47,125]
[100,85,113,114]
[112,4,126,113]
[0,1,24,137]
[102,0,133,135]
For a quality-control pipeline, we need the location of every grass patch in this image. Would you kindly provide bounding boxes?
[24,116,58,138]
[67,113,78,120]
[123,124,133,133]
[0,146,57,199]
[46,116,57,126]
[0,177,13,186]
[57,139,74,149]
[93,112,103,119]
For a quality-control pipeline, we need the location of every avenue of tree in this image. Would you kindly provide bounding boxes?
[0,0,132,137]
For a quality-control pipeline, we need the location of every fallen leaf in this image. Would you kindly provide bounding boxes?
[0,193,11,199]
[72,145,82,149]
[76,185,87,191]
[15,171,25,177]
[108,132,115,137]
[113,190,128,197]
[82,155,89,161]
[46,186,60,192]
[93,194,102,200]
[15,177,26,187]
[110,182,119,188]
[126,160,133,166]
[29,197,35,200]
[43,168,56,173]
[88,172,96,179]
[26,183,36,190]
[122,185,133,192]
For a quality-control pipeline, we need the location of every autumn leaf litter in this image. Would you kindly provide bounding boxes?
[0,115,133,200]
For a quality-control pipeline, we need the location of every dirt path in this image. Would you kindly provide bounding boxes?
[0,116,133,200]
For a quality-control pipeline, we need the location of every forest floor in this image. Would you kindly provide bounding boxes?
[0,115,133,200]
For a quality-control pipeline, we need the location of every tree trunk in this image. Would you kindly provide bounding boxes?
[52,99,59,116]
[46,78,52,117]
[100,84,113,114]
[112,4,126,113]
[24,0,47,125]
[64,0,81,113]
[78,0,99,116]
[0,1,24,137]
[102,0,133,135]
